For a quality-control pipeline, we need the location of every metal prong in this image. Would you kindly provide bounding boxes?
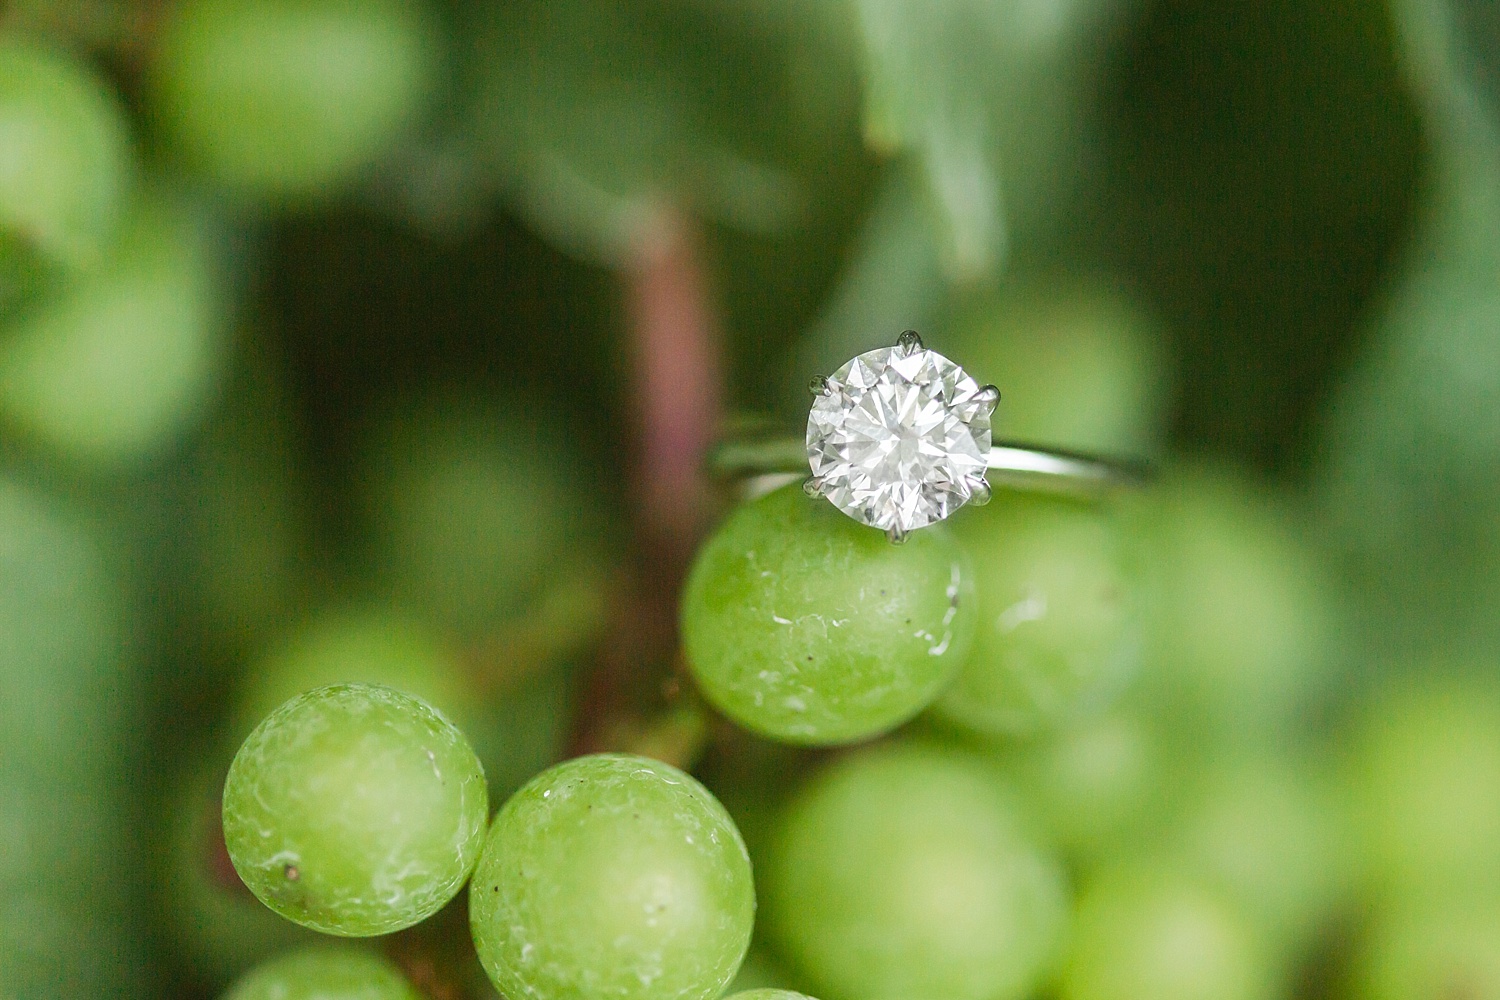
[809,375,832,396]
[886,526,909,544]
[975,384,1000,416]
[966,475,993,507]
[896,330,924,355]
[803,476,828,498]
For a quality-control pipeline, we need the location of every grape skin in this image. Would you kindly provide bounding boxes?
[682,484,975,745]
[1001,707,1165,864]
[1059,865,1274,1000]
[932,492,1139,738]
[1131,467,1333,735]
[1345,675,1500,898]
[1169,754,1348,949]
[470,753,755,1000]
[221,683,488,936]
[223,945,422,1000]
[763,741,1069,1000]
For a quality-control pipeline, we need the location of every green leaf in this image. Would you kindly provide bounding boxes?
[465,0,806,266]
[848,0,1123,280]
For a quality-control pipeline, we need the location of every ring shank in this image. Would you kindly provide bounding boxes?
[710,436,1147,498]
[985,444,1146,495]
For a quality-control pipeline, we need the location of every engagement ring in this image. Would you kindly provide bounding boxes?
[714,331,1147,543]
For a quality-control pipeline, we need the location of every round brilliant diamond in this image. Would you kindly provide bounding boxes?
[806,342,992,533]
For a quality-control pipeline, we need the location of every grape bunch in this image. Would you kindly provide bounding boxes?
[4,1,1500,999]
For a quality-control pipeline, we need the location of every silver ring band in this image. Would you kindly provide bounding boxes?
[710,436,1148,499]
[983,443,1149,495]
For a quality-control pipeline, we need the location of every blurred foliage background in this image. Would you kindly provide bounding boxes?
[2,0,1500,996]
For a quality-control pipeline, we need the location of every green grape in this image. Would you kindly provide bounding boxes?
[0,191,228,468]
[148,0,438,199]
[155,759,316,984]
[357,397,607,651]
[942,279,1169,457]
[223,945,421,1000]
[1004,706,1166,863]
[931,492,1138,738]
[724,992,820,1000]
[470,753,755,1000]
[1059,865,1275,1000]
[682,484,975,745]
[221,683,488,936]
[1131,465,1334,736]
[762,741,1068,1000]
[1345,674,1500,897]
[0,38,131,277]
[1352,893,1500,1000]
[1169,752,1348,948]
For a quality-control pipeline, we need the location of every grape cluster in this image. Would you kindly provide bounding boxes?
[186,434,1349,1000]
[185,441,1393,1000]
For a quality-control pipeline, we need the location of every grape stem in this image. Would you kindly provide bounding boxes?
[626,204,723,551]
[569,205,722,761]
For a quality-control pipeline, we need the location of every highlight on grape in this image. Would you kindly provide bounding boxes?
[3,0,1498,998]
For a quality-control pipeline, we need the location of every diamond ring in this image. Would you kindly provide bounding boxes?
[714,331,1148,542]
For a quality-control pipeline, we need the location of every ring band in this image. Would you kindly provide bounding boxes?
[983,443,1149,494]
[711,437,1147,498]
[713,331,1148,541]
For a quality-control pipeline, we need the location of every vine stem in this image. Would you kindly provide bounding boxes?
[568,204,723,763]
[626,204,723,556]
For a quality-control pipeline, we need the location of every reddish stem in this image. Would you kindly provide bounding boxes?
[568,206,725,757]
[625,205,723,559]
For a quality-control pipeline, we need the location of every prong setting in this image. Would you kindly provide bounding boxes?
[809,375,832,396]
[806,331,991,538]
[965,475,992,507]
